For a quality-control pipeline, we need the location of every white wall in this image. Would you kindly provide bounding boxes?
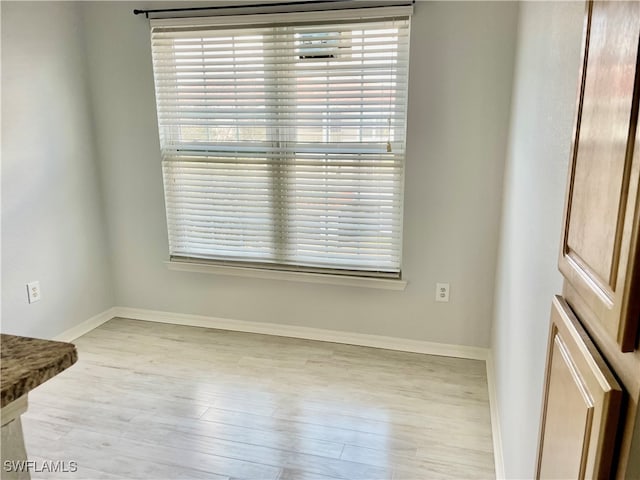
[1,2,114,338]
[491,2,585,477]
[80,1,518,348]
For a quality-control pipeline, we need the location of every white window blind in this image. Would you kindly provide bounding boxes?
[150,8,411,277]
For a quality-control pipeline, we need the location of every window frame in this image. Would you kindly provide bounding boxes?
[150,10,412,280]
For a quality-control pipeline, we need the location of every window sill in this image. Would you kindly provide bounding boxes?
[165,260,407,291]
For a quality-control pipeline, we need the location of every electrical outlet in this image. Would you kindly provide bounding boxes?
[27,281,41,304]
[435,282,450,302]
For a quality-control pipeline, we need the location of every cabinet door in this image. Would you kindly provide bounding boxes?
[559,0,640,351]
[537,296,622,479]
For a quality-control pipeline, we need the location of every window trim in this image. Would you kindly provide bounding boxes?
[165,259,407,290]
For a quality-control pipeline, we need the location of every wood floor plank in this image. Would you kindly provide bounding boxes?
[199,406,421,453]
[126,413,346,459]
[19,318,495,479]
[276,469,342,480]
[342,442,495,472]
[58,428,280,480]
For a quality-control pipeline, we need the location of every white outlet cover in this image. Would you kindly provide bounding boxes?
[27,281,41,304]
[435,282,450,302]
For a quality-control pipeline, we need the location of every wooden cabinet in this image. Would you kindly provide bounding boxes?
[538,1,640,478]
[558,0,640,352]
[537,297,622,479]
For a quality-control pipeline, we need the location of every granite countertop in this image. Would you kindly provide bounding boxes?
[0,334,77,408]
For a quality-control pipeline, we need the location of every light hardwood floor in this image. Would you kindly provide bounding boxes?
[21,318,495,480]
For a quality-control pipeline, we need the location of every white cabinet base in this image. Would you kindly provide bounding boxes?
[1,396,30,480]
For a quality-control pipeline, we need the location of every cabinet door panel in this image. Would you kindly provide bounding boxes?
[537,296,622,479]
[559,0,640,351]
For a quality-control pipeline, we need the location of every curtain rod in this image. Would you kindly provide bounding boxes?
[133,1,414,19]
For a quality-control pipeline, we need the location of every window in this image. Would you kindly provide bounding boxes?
[150,8,411,278]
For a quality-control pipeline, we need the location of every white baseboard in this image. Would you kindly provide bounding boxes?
[486,350,505,479]
[52,307,118,342]
[113,306,489,361]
